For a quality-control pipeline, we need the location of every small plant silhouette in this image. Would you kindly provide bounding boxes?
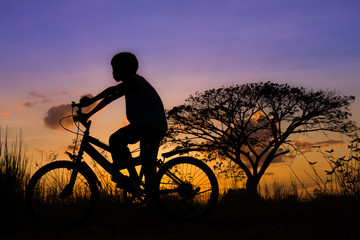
[321,137,360,197]
[0,128,30,227]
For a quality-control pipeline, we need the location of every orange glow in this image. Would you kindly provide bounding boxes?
[1,111,10,116]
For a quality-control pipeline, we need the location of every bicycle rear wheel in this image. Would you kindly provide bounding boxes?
[155,157,219,220]
[26,161,99,228]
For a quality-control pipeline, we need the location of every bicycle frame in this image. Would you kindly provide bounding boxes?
[67,120,141,187]
[63,100,190,196]
[66,119,185,193]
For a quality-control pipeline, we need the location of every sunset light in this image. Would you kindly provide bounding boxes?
[1,1,360,238]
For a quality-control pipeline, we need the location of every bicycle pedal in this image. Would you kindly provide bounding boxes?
[112,175,141,192]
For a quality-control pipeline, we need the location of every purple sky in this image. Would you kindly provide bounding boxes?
[1,0,359,185]
[2,1,360,95]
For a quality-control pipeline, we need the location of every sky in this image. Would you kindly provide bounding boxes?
[1,0,360,190]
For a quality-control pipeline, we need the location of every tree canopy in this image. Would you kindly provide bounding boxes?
[166,82,357,194]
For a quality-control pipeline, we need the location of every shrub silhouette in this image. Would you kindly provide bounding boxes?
[0,128,30,228]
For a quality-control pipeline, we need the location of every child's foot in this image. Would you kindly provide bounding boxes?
[112,175,142,193]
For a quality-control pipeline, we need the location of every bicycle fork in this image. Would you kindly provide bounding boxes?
[59,174,77,199]
[59,149,85,200]
[58,164,80,200]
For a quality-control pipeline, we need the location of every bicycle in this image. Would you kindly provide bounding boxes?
[26,101,219,227]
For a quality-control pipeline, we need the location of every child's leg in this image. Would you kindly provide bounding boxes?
[109,125,141,178]
[140,136,162,195]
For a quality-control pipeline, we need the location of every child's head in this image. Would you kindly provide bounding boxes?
[111,52,138,81]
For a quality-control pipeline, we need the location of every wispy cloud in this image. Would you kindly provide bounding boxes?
[19,91,79,109]
[17,92,48,109]
[271,139,344,164]
[272,152,297,164]
[1,111,10,116]
[29,91,47,99]
[294,139,344,152]
[18,101,37,109]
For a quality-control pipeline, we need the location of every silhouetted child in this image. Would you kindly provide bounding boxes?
[78,52,168,189]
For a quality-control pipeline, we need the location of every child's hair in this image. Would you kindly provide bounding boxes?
[111,52,138,74]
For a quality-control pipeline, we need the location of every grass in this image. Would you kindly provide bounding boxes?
[1,130,360,239]
[215,189,359,239]
[11,188,359,240]
[0,128,30,230]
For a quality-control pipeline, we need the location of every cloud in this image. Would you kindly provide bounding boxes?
[43,93,95,130]
[294,139,343,152]
[43,104,72,130]
[272,152,297,164]
[1,111,10,116]
[29,91,47,99]
[17,92,49,109]
[20,91,79,109]
[294,140,315,152]
[28,91,51,104]
[79,93,94,101]
[316,140,344,147]
[269,139,344,163]
[19,101,37,108]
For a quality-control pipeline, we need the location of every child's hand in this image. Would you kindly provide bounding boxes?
[80,96,92,107]
[73,113,89,124]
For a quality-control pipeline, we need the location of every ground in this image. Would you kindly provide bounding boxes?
[2,193,360,240]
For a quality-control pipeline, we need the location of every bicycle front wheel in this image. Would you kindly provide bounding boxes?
[155,157,219,220]
[26,161,99,228]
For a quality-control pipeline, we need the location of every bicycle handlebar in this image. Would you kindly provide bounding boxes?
[71,101,91,128]
[71,101,82,114]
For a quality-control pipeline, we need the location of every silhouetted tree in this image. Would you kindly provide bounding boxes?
[167,82,357,195]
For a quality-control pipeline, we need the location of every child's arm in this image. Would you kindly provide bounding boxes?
[80,83,126,119]
[80,85,117,106]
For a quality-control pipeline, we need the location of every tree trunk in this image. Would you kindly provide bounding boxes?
[245,176,260,197]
